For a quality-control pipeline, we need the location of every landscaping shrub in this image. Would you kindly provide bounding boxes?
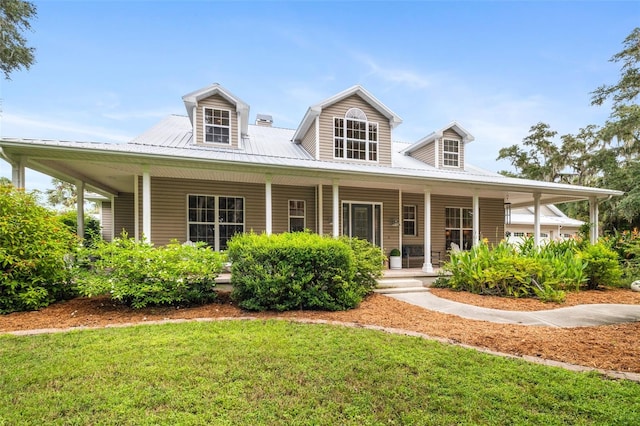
[0,185,78,313]
[578,242,622,289]
[438,240,589,302]
[57,211,102,248]
[76,235,224,308]
[227,232,383,311]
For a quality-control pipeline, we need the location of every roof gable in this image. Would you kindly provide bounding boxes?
[292,85,402,143]
[182,83,250,136]
[403,121,474,155]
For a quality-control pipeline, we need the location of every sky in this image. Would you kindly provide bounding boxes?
[0,0,638,191]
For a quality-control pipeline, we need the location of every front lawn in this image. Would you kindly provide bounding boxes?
[1,320,638,425]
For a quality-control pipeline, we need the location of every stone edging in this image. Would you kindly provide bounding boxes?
[4,316,640,383]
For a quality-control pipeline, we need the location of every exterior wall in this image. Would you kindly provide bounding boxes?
[299,119,317,159]
[440,129,465,170]
[401,193,424,247]
[194,94,239,148]
[479,198,504,245]
[318,95,393,166]
[409,143,436,166]
[144,177,265,246]
[113,192,135,239]
[319,185,399,255]
[272,185,317,233]
[100,201,113,242]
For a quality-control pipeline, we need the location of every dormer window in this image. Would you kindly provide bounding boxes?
[443,138,460,167]
[334,108,378,162]
[204,108,230,144]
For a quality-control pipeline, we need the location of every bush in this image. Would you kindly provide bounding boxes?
[578,242,622,289]
[76,235,224,308]
[440,240,589,302]
[57,211,102,248]
[0,185,78,313]
[227,232,383,311]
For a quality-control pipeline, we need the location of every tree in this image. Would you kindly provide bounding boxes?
[0,0,37,80]
[46,178,77,210]
[591,27,640,153]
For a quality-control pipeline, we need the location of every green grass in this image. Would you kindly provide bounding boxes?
[1,320,638,425]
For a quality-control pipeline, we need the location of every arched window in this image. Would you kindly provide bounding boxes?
[334,108,378,161]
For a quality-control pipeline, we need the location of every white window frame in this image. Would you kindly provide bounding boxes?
[445,207,473,250]
[442,138,460,167]
[203,107,231,145]
[187,194,245,251]
[333,108,379,163]
[288,200,306,232]
[403,205,417,236]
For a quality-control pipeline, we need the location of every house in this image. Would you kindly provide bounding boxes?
[505,204,584,244]
[0,84,622,271]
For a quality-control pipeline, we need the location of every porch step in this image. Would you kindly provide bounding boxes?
[375,278,429,294]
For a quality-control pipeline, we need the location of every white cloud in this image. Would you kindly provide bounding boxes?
[0,112,133,143]
[354,53,432,89]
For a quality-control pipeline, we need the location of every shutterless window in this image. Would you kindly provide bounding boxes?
[289,200,306,232]
[188,195,244,250]
[445,207,473,250]
[334,108,378,162]
[403,205,417,236]
[204,108,230,144]
[443,139,460,167]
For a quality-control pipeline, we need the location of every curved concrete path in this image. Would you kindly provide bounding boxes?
[385,291,640,327]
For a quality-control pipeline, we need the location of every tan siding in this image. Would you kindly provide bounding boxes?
[318,95,393,166]
[195,95,239,148]
[410,143,436,166]
[148,177,265,246]
[480,198,504,245]
[272,185,317,233]
[101,201,113,242]
[299,119,317,158]
[113,193,135,239]
[400,193,424,246]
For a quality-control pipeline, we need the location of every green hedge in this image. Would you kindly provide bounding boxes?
[76,236,224,308]
[0,185,78,313]
[227,232,384,311]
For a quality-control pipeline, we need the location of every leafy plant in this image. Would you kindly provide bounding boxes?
[57,211,102,248]
[389,248,401,257]
[76,234,224,308]
[0,184,78,313]
[227,232,382,311]
[578,242,622,289]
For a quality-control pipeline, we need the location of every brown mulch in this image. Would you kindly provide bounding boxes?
[2,288,640,374]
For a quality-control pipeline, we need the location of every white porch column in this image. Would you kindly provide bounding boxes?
[265,175,272,235]
[110,195,116,241]
[142,168,151,242]
[76,180,85,240]
[589,196,599,244]
[318,184,323,235]
[472,193,480,246]
[332,180,339,238]
[134,175,139,242]
[11,157,25,188]
[422,188,433,273]
[533,193,541,247]
[398,190,403,251]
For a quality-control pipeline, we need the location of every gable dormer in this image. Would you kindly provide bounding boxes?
[182,84,250,149]
[403,122,474,170]
[292,86,402,166]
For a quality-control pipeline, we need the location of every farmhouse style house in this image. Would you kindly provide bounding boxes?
[0,84,621,271]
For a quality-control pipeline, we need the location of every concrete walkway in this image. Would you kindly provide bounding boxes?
[385,291,640,327]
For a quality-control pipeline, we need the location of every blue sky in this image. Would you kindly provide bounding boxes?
[1,0,638,191]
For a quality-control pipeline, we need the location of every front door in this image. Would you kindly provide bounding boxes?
[343,202,382,246]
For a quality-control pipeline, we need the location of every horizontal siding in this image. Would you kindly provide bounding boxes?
[401,193,423,247]
[318,95,392,166]
[480,198,504,245]
[101,201,113,242]
[147,177,266,246]
[410,143,435,166]
[113,193,135,239]
[272,185,317,233]
[299,118,317,158]
[195,95,239,148]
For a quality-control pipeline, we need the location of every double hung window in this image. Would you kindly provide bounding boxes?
[403,205,417,236]
[204,108,230,144]
[289,200,306,232]
[445,207,473,250]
